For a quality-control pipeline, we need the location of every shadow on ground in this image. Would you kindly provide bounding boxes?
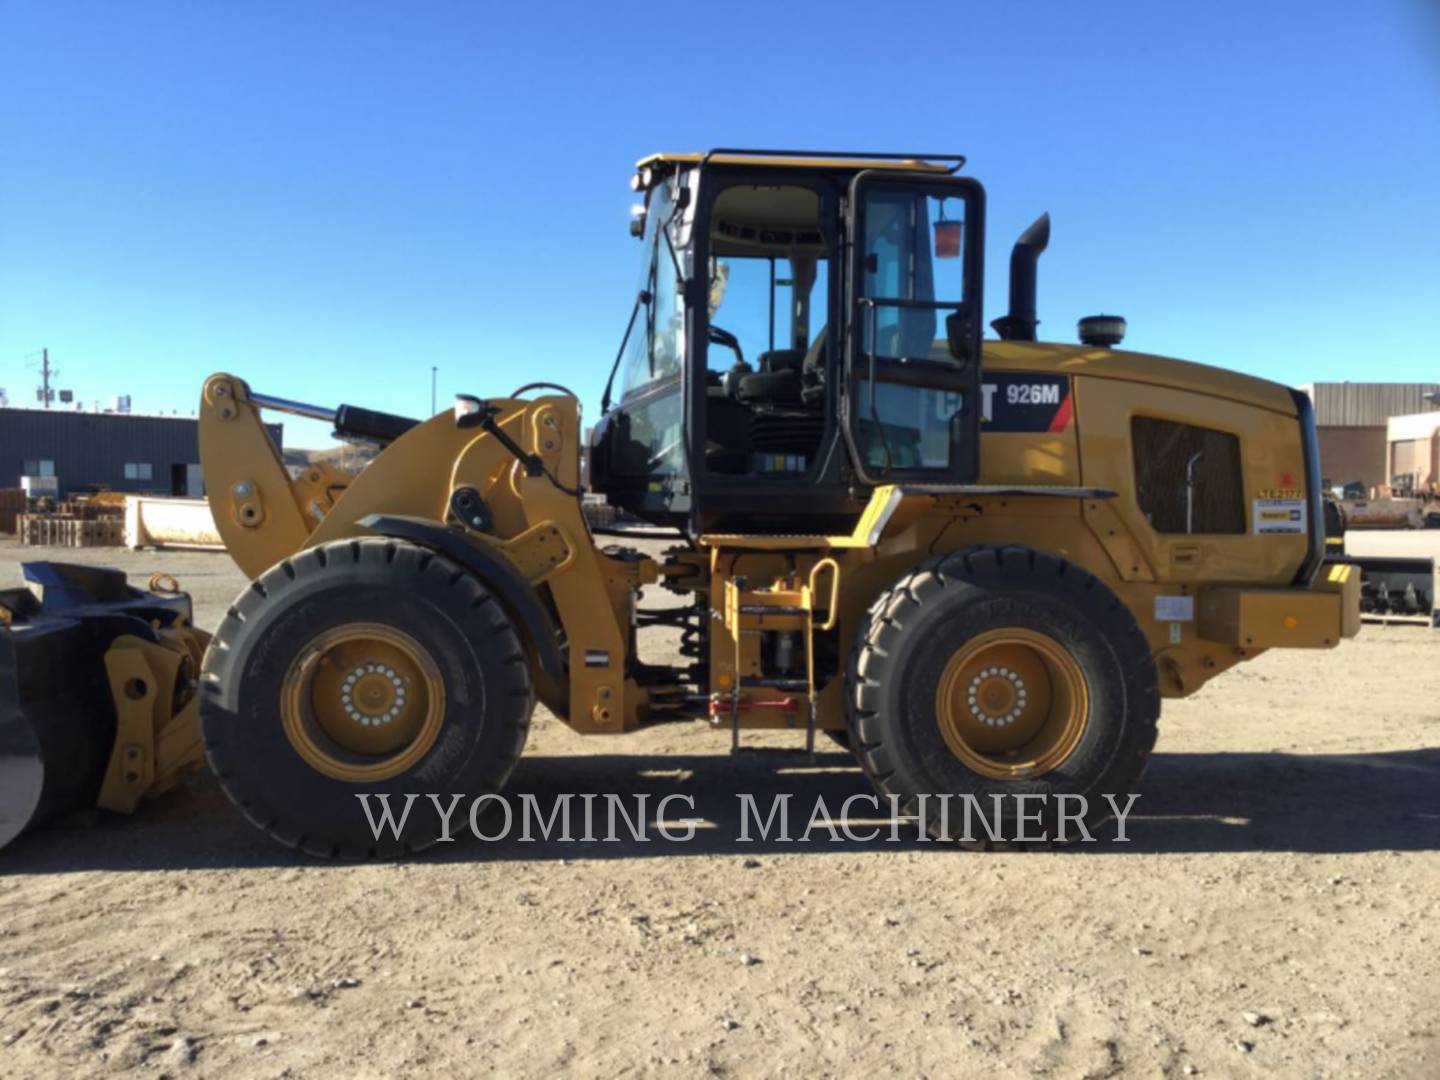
[4,747,1438,874]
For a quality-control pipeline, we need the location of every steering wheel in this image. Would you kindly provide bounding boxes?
[708,325,745,369]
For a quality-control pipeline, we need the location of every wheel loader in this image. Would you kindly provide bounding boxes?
[1,149,1361,856]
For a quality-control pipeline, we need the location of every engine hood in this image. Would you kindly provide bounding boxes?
[980,340,1299,417]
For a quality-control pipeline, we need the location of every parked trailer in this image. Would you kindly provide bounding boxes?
[1344,555,1438,625]
[1322,502,1438,625]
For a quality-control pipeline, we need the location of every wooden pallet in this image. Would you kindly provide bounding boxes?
[1359,611,1434,628]
[16,514,125,548]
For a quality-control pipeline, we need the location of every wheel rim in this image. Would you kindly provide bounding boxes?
[280,623,446,783]
[934,628,1088,780]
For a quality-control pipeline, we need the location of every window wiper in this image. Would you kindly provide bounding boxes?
[599,199,685,413]
[600,286,652,413]
[660,222,684,280]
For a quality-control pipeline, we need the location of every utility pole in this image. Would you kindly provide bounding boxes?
[41,348,54,409]
[431,366,437,416]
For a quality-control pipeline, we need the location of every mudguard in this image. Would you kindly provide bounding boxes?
[356,513,566,682]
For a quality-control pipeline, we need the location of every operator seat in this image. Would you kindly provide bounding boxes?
[737,348,804,405]
[736,327,829,407]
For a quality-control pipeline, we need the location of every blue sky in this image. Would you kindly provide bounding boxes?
[2,1,1438,448]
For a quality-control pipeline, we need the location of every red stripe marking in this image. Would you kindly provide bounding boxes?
[1047,392,1074,432]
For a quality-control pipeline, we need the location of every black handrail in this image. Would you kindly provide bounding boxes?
[698,148,965,173]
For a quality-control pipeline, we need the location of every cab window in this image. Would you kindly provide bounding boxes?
[853,188,971,473]
[618,180,686,400]
[611,178,688,478]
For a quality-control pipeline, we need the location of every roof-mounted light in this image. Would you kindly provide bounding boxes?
[454,394,483,424]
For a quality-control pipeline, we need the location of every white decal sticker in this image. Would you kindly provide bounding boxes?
[1155,595,1194,622]
[1253,498,1307,534]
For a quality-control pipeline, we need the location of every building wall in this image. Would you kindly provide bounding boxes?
[1390,439,1423,485]
[0,409,283,498]
[1300,383,1440,427]
[1317,425,1387,489]
[1385,414,1440,489]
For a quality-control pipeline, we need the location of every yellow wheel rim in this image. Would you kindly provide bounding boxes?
[934,628,1088,780]
[280,623,446,783]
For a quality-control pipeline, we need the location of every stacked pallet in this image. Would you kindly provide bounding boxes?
[55,499,124,520]
[16,513,125,548]
[0,488,24,535]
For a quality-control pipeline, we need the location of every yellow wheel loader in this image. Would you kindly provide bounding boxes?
[1,149,1361,855]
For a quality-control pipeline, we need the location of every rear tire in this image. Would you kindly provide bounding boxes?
[200,538,533,858]
[846,545,1158,847]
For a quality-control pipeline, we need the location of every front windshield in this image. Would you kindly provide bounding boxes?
[618,180,687,399]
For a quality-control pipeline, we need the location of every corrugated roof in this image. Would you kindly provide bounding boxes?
[1297,383,1440,427]
[0,405,194,422]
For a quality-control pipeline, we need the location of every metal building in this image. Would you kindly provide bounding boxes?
[0,407,283,498]
[1298,383,1440,490]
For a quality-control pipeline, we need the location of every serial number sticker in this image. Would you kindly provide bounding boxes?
[1254,498,1307,534]
[1155,595,1195,622]
[1257,488,1305,500]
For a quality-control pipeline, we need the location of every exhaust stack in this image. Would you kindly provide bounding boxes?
[991,212,1051,342]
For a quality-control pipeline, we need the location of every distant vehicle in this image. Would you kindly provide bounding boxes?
[1338,480,1367,500]
[1336,478,1424,529]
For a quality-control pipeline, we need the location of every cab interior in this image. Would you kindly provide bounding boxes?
[702,184,832,480]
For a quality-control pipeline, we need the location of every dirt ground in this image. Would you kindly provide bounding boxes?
[1,535,1436,1079]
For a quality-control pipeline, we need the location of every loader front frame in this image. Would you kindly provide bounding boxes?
[199,374,651,732]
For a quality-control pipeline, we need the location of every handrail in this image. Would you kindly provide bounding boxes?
[809,557,841,631]
[698,147,965,173]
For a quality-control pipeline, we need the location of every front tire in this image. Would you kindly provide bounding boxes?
[847,545,1159,846]
[200,538,533,858]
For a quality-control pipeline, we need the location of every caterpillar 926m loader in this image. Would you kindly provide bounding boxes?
[1,150,1361,856]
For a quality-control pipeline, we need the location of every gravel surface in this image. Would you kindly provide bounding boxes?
[1,536,1436,1078]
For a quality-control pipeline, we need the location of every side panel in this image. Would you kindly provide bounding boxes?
[977,369,1081,486]
[1073,375,1310,585]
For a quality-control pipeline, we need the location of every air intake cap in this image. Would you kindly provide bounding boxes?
[1078,314,1126,348]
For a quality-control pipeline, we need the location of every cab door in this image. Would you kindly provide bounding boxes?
[843,172,985,485]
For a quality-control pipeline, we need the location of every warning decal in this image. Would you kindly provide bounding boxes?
[1253,499,1307,534]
